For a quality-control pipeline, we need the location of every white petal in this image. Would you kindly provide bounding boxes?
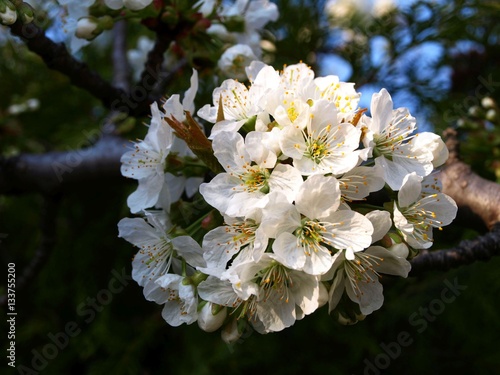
[279,126,306,159]
[370,88,393,134]
[365,246,411,277]
[375,156,413,191]
[328,269,346,313]
[199,174,238,215]
[290,271,322,315]
[172,236,205,268]
[256,288,296,332]
[198,276,242,307]
[303,247,335,275]
[295,174,340,219]
[324,210,374,253]
[157,274,197,326]
[202,226,243,270]
[345,272,384,315]
[127,174,164,213]
[398,172,423,207]
[268,164,304,203]
[260,201,301,238]
[410,132,449,167]
[430,193,458,226]
[142,280,169,303]
[365,210,392,243]
[212,131,250,172]
[272,232,307,270]
[118,217,160,247]
[245,131,277,168]
[182,69,198,114]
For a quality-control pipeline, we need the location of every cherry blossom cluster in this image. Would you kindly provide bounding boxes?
[118,61,457,342]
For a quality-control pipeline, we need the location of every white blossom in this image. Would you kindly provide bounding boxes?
[218,44,258,81]
[394,172,457,249]
[328,245,411,315]
[199,131,303,218]
[263,175,374,275]
[280,100,363,176]
[361,88,437,190]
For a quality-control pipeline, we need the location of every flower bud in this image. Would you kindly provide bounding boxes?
[18,2,34,24]
[104,0,123,10]
[468,105,482,117]
[481,97,495,109]
[0,0,17,26]
[218,44,257,81]
[75,17,99,40]
[486,109,497,122]
[76,16,114,41]
[197,303,227,332]
[123,0,153,11]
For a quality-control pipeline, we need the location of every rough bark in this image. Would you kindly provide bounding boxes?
[410,222,500,276]
[0,134,126,195]
[437,128,500,230]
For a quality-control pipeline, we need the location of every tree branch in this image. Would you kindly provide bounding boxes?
[409,222,500,276]
[0,134,126,195]
[8,20,127,112]
[112,20,131,93]
[438,128,500,229]
[7,20,168,117]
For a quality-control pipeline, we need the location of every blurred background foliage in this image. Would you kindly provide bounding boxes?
[1,0,500,374]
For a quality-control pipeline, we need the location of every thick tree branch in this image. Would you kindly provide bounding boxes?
[438,128,500,229]
[410,222,500,276]
[0,134,126,195]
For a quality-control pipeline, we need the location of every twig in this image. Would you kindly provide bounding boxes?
[409,222,500,276]
[112,20,131,93]
[8,20,127,112]
[438,128,500,229]
[138,29,172,87]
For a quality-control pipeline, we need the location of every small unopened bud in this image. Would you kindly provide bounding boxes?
[123,0,153,11]
[486,108,497,122]
[76,15,114,41]
[76,17,99,40]
[0,0,17,26]
[481,97,495,109]
[468,105,482,117]
[18,2,34,24]
[197,303,227,332]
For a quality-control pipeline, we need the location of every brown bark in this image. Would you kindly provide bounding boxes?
[0,134,126,195]
[438,128,500,230]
